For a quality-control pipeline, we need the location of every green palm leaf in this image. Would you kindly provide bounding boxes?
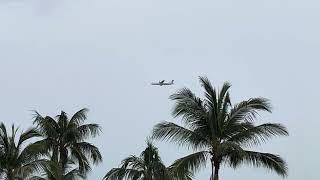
[152,122,209,150]
[227,123,289,146]
[170,151,209,175]
[228,150,288,177]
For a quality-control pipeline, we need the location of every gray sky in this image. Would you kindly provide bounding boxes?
[0,0,319,179]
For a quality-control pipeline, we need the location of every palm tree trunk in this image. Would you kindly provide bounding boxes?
[213,163,220,180]
[7,169,14,180]
[58,143,65,180]
[58,160,64,180]
[210,161,220,180]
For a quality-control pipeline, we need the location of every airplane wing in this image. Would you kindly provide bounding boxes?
[151,80,172,86]
[162,80,174,85]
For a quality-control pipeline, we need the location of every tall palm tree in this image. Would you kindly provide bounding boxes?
[0,123,45,180]
[32,108,102,180]
[152,77,289,180]
[103,140,192,180]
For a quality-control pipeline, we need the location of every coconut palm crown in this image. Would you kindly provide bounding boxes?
[0,123,45,180]
[104,140,192,180]
[152,77,289,180]
[32,108,102,179]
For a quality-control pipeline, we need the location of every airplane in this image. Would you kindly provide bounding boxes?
[151,80,174,86]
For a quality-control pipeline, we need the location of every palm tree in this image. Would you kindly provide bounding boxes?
[152,77,289,180]
[29,158,85,180]
[103,140,192,180]
[32,108,102,180]
[0,123,45,180]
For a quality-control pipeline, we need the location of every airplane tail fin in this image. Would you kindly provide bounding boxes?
[171,80,174,84]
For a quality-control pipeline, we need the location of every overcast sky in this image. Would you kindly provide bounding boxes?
[0,0,319,179]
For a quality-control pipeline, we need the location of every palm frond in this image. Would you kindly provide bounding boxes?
[228,150,288,177]
[29,176,47,180]
[17,142,48,166]
[227,123,289,146]
[169,88,205,123]
[170,151,209,175]
[77,124,101,139]
[73,142,102,164]
[198,76,217,111]
[167,164,194,180]
[169,88,213,138]
[217,81,231,110]
[152,122,209,150]
[33,112,59,138]
[69,108,89,126]
[17,128,41,148]
[64,168,86,180]
[120,156,145,171]
[228,98,272,124]
[103,168,142,180]
[0,123,9,149]
[70,147,91,174]
[19,159,49,178]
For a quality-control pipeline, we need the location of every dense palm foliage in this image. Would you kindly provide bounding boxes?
[152,77,289,180]
[32,108,102,180]
[0,123,45,180]
[30,159,86,180]
[104,140,192,180]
